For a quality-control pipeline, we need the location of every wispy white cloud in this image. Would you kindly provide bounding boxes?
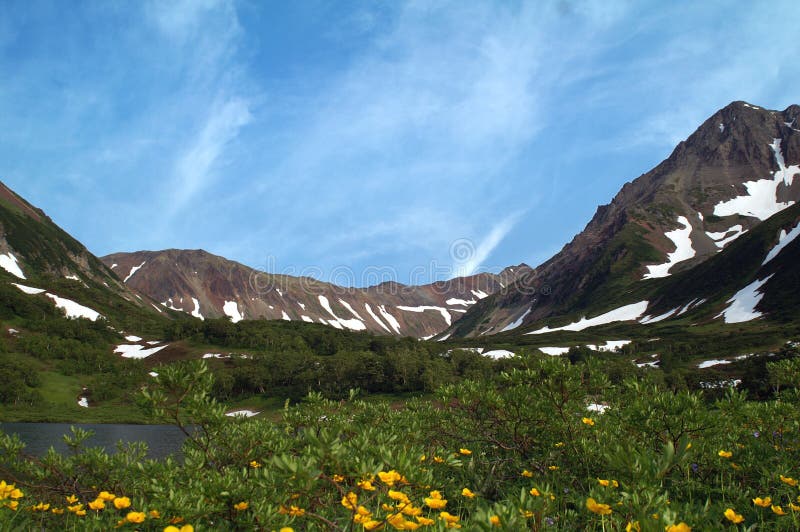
[451,213,523,278]
[167,97,252,217]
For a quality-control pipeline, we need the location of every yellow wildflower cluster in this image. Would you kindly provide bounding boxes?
[724,508,744,524]
[0,480,24,511]
[586,497,612,516]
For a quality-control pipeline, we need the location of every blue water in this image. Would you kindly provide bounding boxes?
[0,423,187,459]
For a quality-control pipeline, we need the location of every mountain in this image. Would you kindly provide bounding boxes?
[0,181,163,329]
[101,249,531,338]
[447,101,800,337]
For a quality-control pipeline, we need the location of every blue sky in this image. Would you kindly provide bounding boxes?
[2,1,799,286]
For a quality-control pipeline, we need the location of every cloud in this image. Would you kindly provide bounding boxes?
[451,213,523,278]
[167,97,252,217]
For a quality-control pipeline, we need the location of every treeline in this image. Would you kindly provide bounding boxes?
[163,317,522,400]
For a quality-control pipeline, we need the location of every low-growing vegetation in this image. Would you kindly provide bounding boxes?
[1,354,798,530]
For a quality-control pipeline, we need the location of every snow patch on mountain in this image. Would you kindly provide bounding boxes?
[483,349,514,359]
[125,335,142,342]
[538,346,571,356]
[319,295,366,331]
[123,261,146,283]
[223,300,244,323]
[0,252,25,279]
[706,225,747,249]
[527,301,649,335]
[718,275,774,323]
[471,289,489,299]
[114,344,167,359]
[501,307,531,332]
[301,315,313,323]
[12,283,45,295]
[639,307,679,324]
[697,359,731,369]
[378,305,402,334]
[397,306,452,327]
[446,298,476,306]
[586,340,631,352]
[339,299,365,320]
[643,216,696,279]
[281,310,291,321]
[712,139,798,221]
[191,298,204,320]
[46,294,101,321]
[762,222,800,265]
[364,303,391,333]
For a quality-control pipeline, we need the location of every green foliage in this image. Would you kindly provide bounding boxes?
[1,356,799,530]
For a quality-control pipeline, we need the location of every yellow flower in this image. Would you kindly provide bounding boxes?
[461,488,475,498]
[771,505,787,516]
[32,502,50,511]
[377,470,403,486]
[388,490,410,503]
[626,522,641,532]
[332,474,345,483]
[342,492,358,511]
[357,479,377,491]
[126,511,146,524]
[9,488,23,499]
[75,509,86,516]
[489,515,501,526]
[666,523,691,532]
[598,478,610,487]
[433,456,444,463]
[724,508,744,524]
[718,450,732,458]
[521,470,533,478]
[66,494,79,504]
[555,441,565,447]
[67,503,84,513]
[520,509,534,518]
[419,455,426,462]
[780,475,798,487]
[150,510,161,518]
[440,511,460,524]
[586,498,612,516]
[113,496,131,510]
[402,504,422,517]
[249,460,262,469]
[164,527,195,532]
[753,497,772,508]
[98,491,116,501]
[6,500,19,511]
[362,520,383,531]
[424,496,448,510]
[280,528,294,532]
[88,499,105,511]
[582,417,595,426]
[51,508,64,515]
[459,448,472,456]
[548,466,559,471]
[233,501,248,511]
[287,505,305,517]
[529,488,541,497]
[790,503,800,512]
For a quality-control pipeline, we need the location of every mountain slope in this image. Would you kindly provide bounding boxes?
[102,249,531,338]
[448,101,800,337]
[0,181,165,331]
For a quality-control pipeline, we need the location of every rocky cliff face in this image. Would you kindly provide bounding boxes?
[102,248,531,338]
[447,101,800,337]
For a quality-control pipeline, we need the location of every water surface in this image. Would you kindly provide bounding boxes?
[0,423,187,459]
